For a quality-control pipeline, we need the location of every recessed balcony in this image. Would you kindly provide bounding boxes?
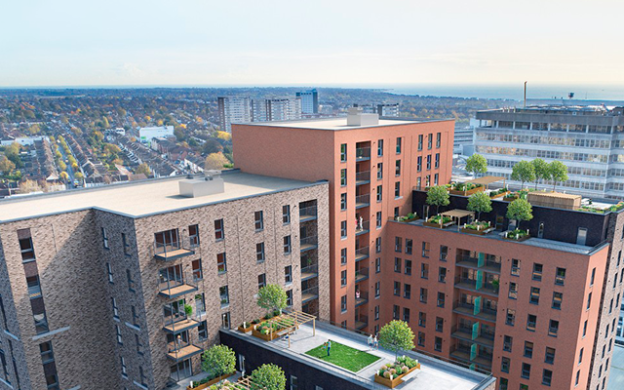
[355,291,369,307]
[301,264,318,281]
[300,205,318,222]
[355,247,369,262]
[300,236,318,252]
[355,220,370,236]
[302,286,319,304]
[355,194,370,209]
[355,266,369,283]
[356,146,371,161]
[356,171,370,186]
[355,314,368,330]
[452,302,498,323]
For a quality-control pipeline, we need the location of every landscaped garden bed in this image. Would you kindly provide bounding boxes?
[374,356,421,388]
[460,221,494,235]
[187,373,235,390]
[423,215,454,228]
[251,315,296,341]
[448,182,484,196]
[395,212,419,223]
[305,341,380,372]
[503,229,531,242]
[489,188,510,199]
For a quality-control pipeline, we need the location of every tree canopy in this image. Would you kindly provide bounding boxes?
[467,191,492,220]
[548,161,568,192]
[465,154,487,177]
[204,152,229,171]
[511,161,535,188]
[378,320,415,359]
[426,185,450,214]
[249,364,286,390]
[257,284,288,316]
[201,345,236,378]
[506,199,533,229]
[135,163,151,176]
[531,158,549,189]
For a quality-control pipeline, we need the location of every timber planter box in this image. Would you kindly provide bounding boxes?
[490,191,510,199]
[374,365,420,388]
[460,227,495,236]
[502,195,518,202]
[502,231,531,242]
[423,220,454,229]
[238,323,254,333]
[252,328,279,341]
[449,186,485,196]
[187,373,234,390]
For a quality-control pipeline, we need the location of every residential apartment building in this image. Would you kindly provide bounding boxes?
[377,103,400,117]
[232,107,455,332]
[383,190,624,390]
[251,98,302,122]
[296,89,319,114]
[0,170,329,390]
[217,97,252,133]
[474,105,624,199]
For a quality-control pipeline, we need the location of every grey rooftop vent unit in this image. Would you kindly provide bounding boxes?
[179,170,224,198]
[347,106,379,127]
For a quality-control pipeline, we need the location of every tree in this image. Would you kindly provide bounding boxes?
[74,172,84,184]
[204,152,229,171]
[19,179,43,194]
[58,161,67,171]
[216,131,232,142]
[531,158,549,190]
[426,185,450,215]
[59,171,69,182]
[0,157,15,175]
[378,320,415,359]
[250,364,286,390]
[174,127,186,141]
[103,143,121,155]
[511,161,535,189]
[257,284,288,317]
[135,163,151,176]
[201,345,236,378]
[28,124,41,135]
[506,199,533,230]
[548,161,568,192]
[467,191,492,220]
[465,154,487,178]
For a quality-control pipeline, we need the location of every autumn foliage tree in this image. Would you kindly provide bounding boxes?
[204,152,229,171]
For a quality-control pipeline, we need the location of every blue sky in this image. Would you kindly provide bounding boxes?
[1,0,623,87]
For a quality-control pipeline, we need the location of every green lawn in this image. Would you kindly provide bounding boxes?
[305,341,380,372]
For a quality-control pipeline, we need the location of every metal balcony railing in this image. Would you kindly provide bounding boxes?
[356,171,370,183]
[355,266,369,282]
[356,147,371,160]
[301,264,319,278]
[299,205,318,222]
[355,246,369,261]
[355,291,369,306]
[355,220,370,234]
[153,237,194,261]
[300,236,318,251]
[159,271,199,299]
[302,286,319,303]
[355,315,368,329]
[355,194,370,207]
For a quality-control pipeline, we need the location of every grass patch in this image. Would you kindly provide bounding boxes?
[305,341,380,372]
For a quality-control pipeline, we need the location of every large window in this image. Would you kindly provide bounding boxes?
[217,252,227,273]
[254,211,264,231]
[214,219,225,240]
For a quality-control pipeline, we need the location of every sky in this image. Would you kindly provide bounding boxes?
[1,0,624,88]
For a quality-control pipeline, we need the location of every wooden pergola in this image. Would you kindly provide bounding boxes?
[218,376,265,389]
[467,175,506,190]
[267,310,317,347]
[440,209,475,225]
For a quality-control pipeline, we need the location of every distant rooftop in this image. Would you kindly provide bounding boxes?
[0,171,321,222]
[479,104,624,116]
[236,116,450,131]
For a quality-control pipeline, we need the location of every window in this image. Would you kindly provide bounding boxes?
[131,306,140,327]
[340,169,347,186]
[439,267,447,283]
[533,263,543,281]
[418,332,425,347]
[340,295,347,312]
[197,294,207,316]
[220,286,229,307]
[501,357,510,373]
[435,317,443,332]
[340,143,347,162]
[115,324,122,344]
[503,335,512,352]
[426,155,431,170]
[290,375,298,390]
[555,267,566,285]
[437,292,445,307]
[418,312,427,327]
[192,259,203,281]
[188,224,200,248]
[217,252,227,273]
[579,348,583,364]
[283,236,291,254]
[511,259,520,276]
[106,263,113,283]
[26,275,41,299]
[376,237,382,253]
[434,336,442,352]
[403,307,410,322]
[341,221,347,238]
[112,298,119,319]
[436,132,441,148]
[404,284,411,299]
[506,309,516,326]
[285,266,292,284]
[375,258,381,273]
[122,233,130,255]
[422,241,430,257]
[587,292,592,310]
[403,239,412,254]
[543,369,553,386]
[257,274,266,290]
[395,237,402,252]
[549,320,559,337]
[552,292,563,309]
[136,334,143,355]
[341,270,347,286]
[420,288,427,303]
[583,320,587,337]
[545,347,555,364]
[254,211,264,231]
[126,269,135,292]
[427,133,433,149]
[198,321,208,341]
[375,282,380,298]
[509,282,518,299]
[590,267,596,285]
[140,366,148,387]
[393,305,400,320]
[499,379,509,390]
[395,160,401,176]
[375,305,380,320]
[404,260,412,275]
[524,341,534,358]
[286,290,293,307]
[377,185,382,202]
[527,314,537,331]
[378,139,383,156]
[376,212,382,228]
[394,182,401,198]
[394,281,401,296]
[256,243,265,262]
[575,370,580,386]
[440,245,448,261]
[435,153,440,169]
[396,137,402,154]
[215,219,224,240]
[102,228,109,249]
[421,263,429,279]
[341,248,347,265]
[377,163,383,180]
[283,205,290,224]
[340,193,347,211]
[521,363,531,379]
[434,173,438,185]
[394,257,402,272]
[418,134,423,150]
[529,287,540,304]
[417,156,422,172]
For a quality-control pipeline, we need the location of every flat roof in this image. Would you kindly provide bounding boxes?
[467,176,505,186]
[0,171,321,222]
[236,116,450,131]
[225,321,492,390]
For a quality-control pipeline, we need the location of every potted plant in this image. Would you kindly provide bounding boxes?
[184,304,193,317]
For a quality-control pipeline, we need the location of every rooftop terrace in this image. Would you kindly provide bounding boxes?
[0,170,321,222]
[237,116,448,131]
[224,321,493,390]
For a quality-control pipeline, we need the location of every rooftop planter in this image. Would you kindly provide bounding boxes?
[395,213,419,223]
[423,215,454,229]
[449,183,484,196]
[503,229,531,242]
[251,316,296,342]
[460,221,494,235]
[490,189,510,199]
[374,356,421,389]
[238,319,260,333]
[187,373,235,390]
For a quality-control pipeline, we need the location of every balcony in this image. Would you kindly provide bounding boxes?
[302,286,319,304]
[356,147,371,161]
[456,255,501,274]
[154,238,195,261]
[356,171,371,185]
[301,264,318,281]
[451,326,495,348]
[355,247,369,262]
[167,339,203,362]
[454,277,499,297]
[300,205,318,222]
[355,315,368,330]
[355,220,370,236]
[300,236,318,252]
[159,272,199,299]
[355,266,369,283]
[355,291,369,307]
[450,346,492,370]
[163,306,200,334]
[453,302,498,323]
[355,194,370,209]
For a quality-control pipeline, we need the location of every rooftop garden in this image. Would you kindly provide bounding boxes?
[305,341,380,372]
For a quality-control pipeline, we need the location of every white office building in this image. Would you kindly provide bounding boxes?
[252,98,302,122]
[217,97,252,133]
[296,89,319,114]
[138,126,174,143]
